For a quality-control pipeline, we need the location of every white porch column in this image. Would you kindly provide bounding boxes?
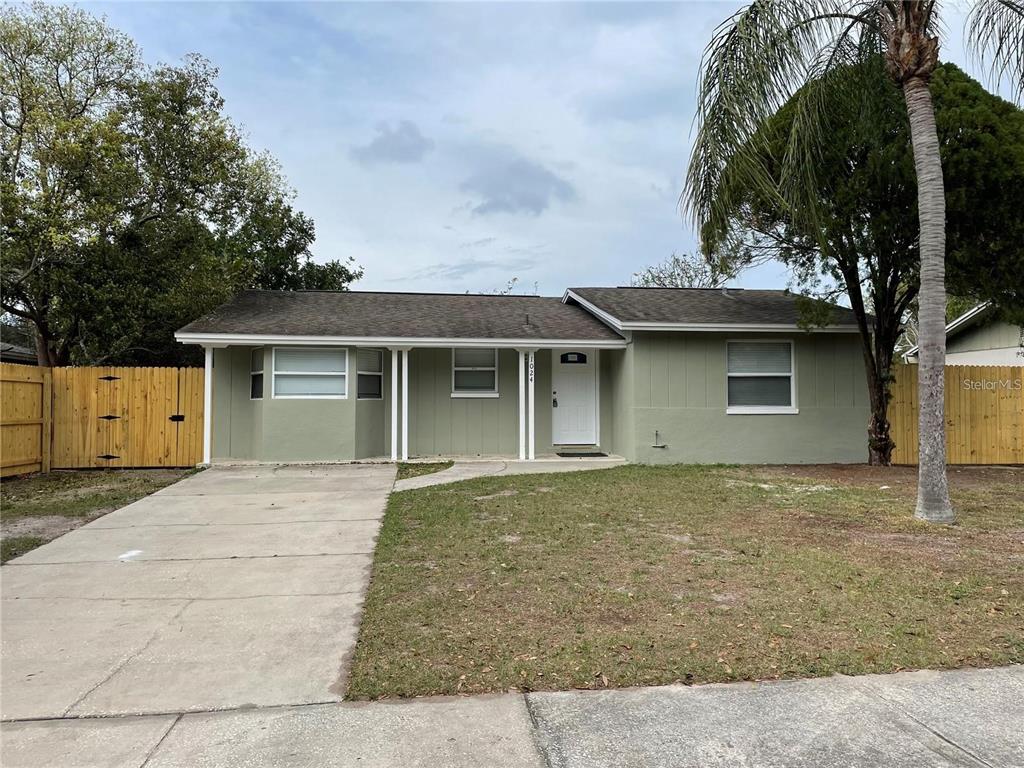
[401,349,410,461]
[517,350,526,461]
[527,349,536,461]
[390,348,399,461]
[202,346,214,465]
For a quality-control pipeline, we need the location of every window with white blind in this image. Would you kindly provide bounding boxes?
[726,341,797,414]
[272,347,347,399]
[250,348,264,400]
[357,348,383,400]
[451,348,498,397]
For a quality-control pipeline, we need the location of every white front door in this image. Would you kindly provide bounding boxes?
[551,349,597,445]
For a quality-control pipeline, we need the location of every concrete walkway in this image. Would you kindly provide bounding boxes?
[3,666,1020,767]
[1,463,396,721]
[394,456,626,491]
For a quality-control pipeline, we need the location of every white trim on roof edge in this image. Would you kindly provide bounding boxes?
[561,290,860,333]
[175,332,627,349]
[561,290,626,330]
[904,302,992,359]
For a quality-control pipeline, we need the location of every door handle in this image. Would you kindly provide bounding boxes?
[552,397,558,407]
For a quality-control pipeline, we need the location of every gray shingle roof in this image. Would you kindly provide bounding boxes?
[0,342,37,363]
[568,287,862,328]
[178,290,625,341]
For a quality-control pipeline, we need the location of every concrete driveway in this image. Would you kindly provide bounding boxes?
[1,463,395,720]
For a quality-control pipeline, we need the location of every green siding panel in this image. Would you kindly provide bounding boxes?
[629,331,868,464]
[947,319,1021,353]
[209,333,866,465]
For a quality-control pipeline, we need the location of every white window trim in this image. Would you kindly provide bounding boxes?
[451,347,499,399]
[357,348,384,401]
[250,347,264,401]
[725,339,798,415]
[272,346,348,400]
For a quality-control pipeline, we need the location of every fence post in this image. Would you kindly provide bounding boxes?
[41,367,52,473]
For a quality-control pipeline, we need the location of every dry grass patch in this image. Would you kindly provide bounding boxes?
[395,461,454,481]
[347,464,1024,699]
[1,469,190,562]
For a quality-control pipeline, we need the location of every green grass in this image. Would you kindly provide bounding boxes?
[347,464,1024,699]
[1,536,47,563]
[396,461,454,481]
[1,469,191,562]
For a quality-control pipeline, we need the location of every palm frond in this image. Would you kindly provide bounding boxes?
[966,0,1024,102]
[779,17,889,241]
[684,0,886,242]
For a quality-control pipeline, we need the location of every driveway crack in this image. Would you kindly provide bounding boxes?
[522,693,556,768]
[853,682,995,768]
[61,599,194,718]
[139,712,182,768]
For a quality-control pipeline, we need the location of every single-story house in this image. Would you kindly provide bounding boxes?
[0,342,38,365]
[175,287,871,465]
[905,303,1024,366]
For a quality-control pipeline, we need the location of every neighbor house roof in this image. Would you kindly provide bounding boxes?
[176,290,626,348]
[564,287,862,332]
[904,302,993,359]
[0,342,37,364]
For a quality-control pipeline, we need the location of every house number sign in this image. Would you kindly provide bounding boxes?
[528,355,535,383]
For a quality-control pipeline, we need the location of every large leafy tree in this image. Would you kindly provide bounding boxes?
[1,3,360,367]
[685,0,1024,523]
[704,62,1024,466]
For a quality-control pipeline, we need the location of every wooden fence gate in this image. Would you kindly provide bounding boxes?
[0,363,51,477]
[49,367,204,468]
[888,364,1024,465]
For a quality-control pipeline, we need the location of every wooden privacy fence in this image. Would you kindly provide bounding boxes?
[51,367,204,468]
[0,365,204,474]
[888,364,1024,465]
[0,363,52,477]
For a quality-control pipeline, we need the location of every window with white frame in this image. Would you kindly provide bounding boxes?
[357,348,383,400]
[250,348,264,400]
[272,347,347,398]
[452,348,498,397]
[726,341,796,413]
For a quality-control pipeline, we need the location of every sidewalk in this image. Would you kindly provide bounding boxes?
[4,666,1021,767]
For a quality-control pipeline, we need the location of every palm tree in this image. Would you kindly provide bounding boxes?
[685,0,1023,524]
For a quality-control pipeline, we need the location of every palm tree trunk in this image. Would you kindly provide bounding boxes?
[902,77,954,523]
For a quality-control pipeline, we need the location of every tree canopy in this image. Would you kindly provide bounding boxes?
[702,60,1024,463]
[706,62,1024,316]
[1,3,361,366]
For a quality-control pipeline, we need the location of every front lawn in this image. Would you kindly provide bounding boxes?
[347,464,1024,699]
[0,469,191,563]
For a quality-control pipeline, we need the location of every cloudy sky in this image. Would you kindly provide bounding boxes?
[90,1,984,296]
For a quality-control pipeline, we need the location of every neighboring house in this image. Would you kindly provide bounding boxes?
[0,342,37,365]
[905,303,1024,366]
[175,287,870,465]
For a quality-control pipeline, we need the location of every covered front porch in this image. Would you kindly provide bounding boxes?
[201,342,626,465]
[385,345,621,463]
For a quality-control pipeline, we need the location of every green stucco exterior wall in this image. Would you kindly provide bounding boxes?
[209,333,868,464]
[626,331,869,464]
[212,346,383,462]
